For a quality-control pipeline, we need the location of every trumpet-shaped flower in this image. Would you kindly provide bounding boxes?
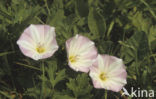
[89,54,127,92]
[17,24,59,60]
[66,34,98,73]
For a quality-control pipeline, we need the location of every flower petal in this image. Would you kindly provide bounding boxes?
[89,54,127,92]
[66,34,98,73]
[17,24,58,60]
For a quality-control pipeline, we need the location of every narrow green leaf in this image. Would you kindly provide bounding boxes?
[0,51,14,57]
[75,0,89,17]
[88,7,106,39]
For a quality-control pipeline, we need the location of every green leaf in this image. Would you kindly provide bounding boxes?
[46,60,66,88]
[47,0,65,26]
[149,25,156,50]
[0,69,4,77]
[66,74,92,98]
[53,91,74,99]
[75,0,89,17]
[47,9,65,26]
[0,91,13,99]
[129,12,151,33]
[53,69,66,87]
[98,40,114,54]
[141,68,148,85]
[120,31,150,63]
[88,7,106,39]
[26,84,52,98]
[26,87,40,99]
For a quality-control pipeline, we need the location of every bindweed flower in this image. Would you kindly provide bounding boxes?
[17,24,59,60]
[89,54,127,92]
[66,34,98,73]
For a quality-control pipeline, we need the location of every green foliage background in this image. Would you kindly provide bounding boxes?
[0,0,156,99]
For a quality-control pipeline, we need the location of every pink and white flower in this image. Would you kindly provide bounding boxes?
[66,34,98,73]
[17,24,59,60]
[89,54,127,92]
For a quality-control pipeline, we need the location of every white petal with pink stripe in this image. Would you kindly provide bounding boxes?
[66,34,98,73]
[17,24,59,60]
[89,54,127,92]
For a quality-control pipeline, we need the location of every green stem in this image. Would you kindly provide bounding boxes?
[105,90,107,99]
[15,62,41,71]
[44,0,51,15]
[35,16,45,24]
[40,61,45,99]
[3,55,15,89]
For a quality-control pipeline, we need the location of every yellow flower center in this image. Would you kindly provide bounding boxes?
[99,72,107,81]
[69,55,78,63]
[36,46,45,54]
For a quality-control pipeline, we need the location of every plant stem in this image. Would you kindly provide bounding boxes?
[40,60,45,99]
[44,0,51,15]
[15,62,41,71]
[105,90,107,99]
